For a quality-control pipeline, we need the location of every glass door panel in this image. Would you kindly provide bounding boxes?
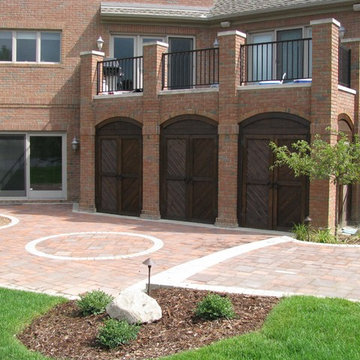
[276,29,303,80]
[249,33,273,82]
[0,135,26,196]
[168,37,194,89]
[113,37,134,90]
[30,136,62,191]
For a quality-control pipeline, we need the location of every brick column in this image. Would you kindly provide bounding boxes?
[343,39,360,222]
[309,19,340,229]
[215,31,246,227]
[79,50,104,211]
[140,42,168,219]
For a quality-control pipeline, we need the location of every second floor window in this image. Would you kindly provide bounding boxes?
[0,30,61,63]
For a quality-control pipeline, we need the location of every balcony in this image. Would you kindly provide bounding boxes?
[161,47,219,90]
[240,38,313,85]
[97,56,144,95]
[96,37,353,95]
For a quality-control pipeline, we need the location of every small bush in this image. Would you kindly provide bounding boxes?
[313,228,336,243]
[292,223,309,241]
[195,293,235,320]
[77,290,114,316]
[97,319,140,348]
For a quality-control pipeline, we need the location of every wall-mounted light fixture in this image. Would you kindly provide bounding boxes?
[220,21,231,28]
[72,136,80,152]
[339,25,346,39]
[97,36,104,51]
[213,38,219,48]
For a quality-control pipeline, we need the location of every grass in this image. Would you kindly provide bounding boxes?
[163,296,360,360]
[0,287,65,360]
[1,288,360,360]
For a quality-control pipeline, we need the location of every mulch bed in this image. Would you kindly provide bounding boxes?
[0,216,11,227]
[19,288,279,360]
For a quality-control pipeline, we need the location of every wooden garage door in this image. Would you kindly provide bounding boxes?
[96,119,142,216]
[239,113,309,230]
[161,118,218,223]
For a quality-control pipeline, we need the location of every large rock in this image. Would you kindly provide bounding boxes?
[106,289,162,324]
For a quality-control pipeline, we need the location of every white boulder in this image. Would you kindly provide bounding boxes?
[106,289,162,324]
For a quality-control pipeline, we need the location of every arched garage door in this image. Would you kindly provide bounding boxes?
[239,113,310,230]
[161,116,218,223]
[96,118,142,216]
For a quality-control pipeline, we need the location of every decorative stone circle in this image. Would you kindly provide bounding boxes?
[25,232,163,261]
[0,214,19,230]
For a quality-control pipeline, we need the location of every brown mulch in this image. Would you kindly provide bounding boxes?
[0,215,10,227]
[19,288,279,360]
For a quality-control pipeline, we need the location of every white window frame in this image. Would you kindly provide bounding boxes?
[0,30,61,64]
[0,132,67,200]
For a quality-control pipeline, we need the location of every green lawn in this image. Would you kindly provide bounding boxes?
[163,296,360,360]
[0,288,65,360]
[1,287,360,360]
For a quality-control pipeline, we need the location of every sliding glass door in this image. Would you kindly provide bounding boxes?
[0,133,66,199]
[0,135,26,196]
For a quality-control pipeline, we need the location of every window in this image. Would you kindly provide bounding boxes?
[0,133,66,199]
[0,30,61,63]
[0,31,12,61]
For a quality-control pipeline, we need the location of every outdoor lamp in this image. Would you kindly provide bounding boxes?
[143,258,155,295]
[304,216,312,242]
[213,38,219,48]
[339,26,346,39]
[97,36,104,51]
[71,136,80,152]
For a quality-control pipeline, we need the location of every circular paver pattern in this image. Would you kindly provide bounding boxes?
[25,232,164,261]
[0,214,19,230]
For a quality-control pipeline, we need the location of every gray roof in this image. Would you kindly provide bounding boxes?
[101,0,354,21]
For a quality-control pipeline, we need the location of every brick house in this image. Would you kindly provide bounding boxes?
[0,0,359,231]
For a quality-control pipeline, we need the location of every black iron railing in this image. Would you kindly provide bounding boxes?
[339,45,351,88]
[240,38,312,84]
[97,56,143,94]
[162,47,219,90]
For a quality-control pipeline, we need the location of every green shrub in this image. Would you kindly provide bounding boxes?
[77,290,114,316]
[292,223,309,241]
[313,228,336,243]
[97,319,140,348]
[195,293,235,320]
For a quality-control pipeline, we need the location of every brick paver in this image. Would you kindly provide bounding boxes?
[188,241,360,300]
[0,204,271,298]
[1,204,359,301]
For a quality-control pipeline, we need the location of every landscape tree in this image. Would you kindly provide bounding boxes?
[269,129,360,234]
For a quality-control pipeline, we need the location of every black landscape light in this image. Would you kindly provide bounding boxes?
[304,216,312,242]
[143,258,155,295]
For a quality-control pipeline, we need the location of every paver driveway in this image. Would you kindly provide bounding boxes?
[1,204,360,301]
[0,204,273,298]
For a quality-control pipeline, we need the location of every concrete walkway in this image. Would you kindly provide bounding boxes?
[0,204,359,301]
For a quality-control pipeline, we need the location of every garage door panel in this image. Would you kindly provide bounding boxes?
[166,180,186,219]
[101,176,117,213]
[245,184,269,229]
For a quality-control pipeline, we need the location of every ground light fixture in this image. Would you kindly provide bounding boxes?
[71,136,80,152]
[304,216,312,242]
[97,36,104,51]
[143,257,155,295]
